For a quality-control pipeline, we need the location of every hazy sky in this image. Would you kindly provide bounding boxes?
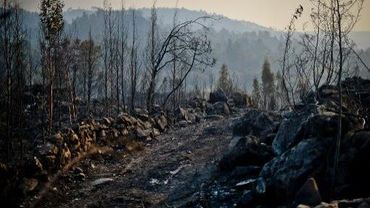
[20,0,370,31]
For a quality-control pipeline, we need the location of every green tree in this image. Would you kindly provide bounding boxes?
[252,77,261,108]
[261,59,275,110]
[217,64,233,94]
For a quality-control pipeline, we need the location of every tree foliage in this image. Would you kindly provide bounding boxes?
[217,64,233,94]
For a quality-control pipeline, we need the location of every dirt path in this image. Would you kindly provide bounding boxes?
[37,117,235,208]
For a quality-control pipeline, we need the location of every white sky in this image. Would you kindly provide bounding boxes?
[20,0,370,31]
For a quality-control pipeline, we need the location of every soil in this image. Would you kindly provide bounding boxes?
[32,117,236,208]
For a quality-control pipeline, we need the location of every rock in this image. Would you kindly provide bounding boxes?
[24,156,44,177]
[272,106,318,155]
[37,142,59,156]
[335,131,370,198]
[207,102,230,116]
[100,129,106,138]
[21,178,38,193]
[294,178,322,207]
[274,103,364,154]
[102,117,112,126]
[260,138,330,204]
[204,115,224,120]
[313,202,338,208]
[297,205,311,208]
[67,129,80,151]
[152,128,161,137]
[155,115,168,132]
[230,92,250,107]
[43,155,57,170]
[137,113,149,122]
[335,198,370,208]
[256,177,266,194]
[188,97,207,109]
[73,167,84,174]
[178,120,189,127]
[233,109,275,138]
[209,89,228,104]
[237,190,256,207]
[135,128,151,140]
[121,129,129,137]
[91,178,114,186]
[231,166,261,178]
[120,114,137,126]
[59,144,71,167]
[175,107,190,121]
[51,132,64,145]
[219,136,274,170]
[75,172,86,181]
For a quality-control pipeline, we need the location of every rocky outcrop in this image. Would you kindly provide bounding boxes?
[198,77,370,207]
[260,138,330,203]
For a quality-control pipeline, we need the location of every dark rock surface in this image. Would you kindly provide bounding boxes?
[209,89,228,104]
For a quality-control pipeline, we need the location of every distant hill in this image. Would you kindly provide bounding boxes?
[140,8,273,33]
[19,8,370,91]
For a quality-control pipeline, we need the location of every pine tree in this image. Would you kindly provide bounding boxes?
[217,64,233,94]
[252,78,261,108]
[261,59,275,110]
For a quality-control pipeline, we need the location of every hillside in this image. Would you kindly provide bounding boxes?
[21,8,370,90]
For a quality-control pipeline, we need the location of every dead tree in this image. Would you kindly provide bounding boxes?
[102,0,115,115]
[39,0,64,135]
[129,9,139,114]
[162,28,215,108]
[0,1,27,159]
[145,2,159,113]
[144,8,215,112]
[281,5,303,108]
[332,0,364,195]
[80,30,100,113]
[119,1,127,112]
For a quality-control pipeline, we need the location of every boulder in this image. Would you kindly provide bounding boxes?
[20,178,39,193]
[334,131,370,198]
[207,101,230,116]
[272,106,319,155]
[294,178,322,207]
[155,115,168,132]
[273,103,365,156]
[188,97,207,109]
[175,107,189,121]
[135,128,151,140]
[260,138,330,204]
[219,136,274,171]
[233,109,275,138]
[67,129,80,151]
[230,92,250,107]
[209,89,228,104]
[37,142,59,156]
[137,113,149,122]
[178,120,189,127]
